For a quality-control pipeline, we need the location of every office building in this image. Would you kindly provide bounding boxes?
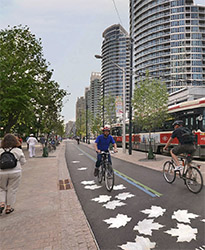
[90,72,101,118]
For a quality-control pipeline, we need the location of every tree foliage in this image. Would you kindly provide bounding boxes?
[75,110,86,137]
[104,94,117,125]
[0,25,66,136]
[90,113,102,137]
[132,72,169,132]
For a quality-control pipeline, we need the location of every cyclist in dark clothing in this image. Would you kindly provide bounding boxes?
[163,120,196,171]
[94,126,117,176]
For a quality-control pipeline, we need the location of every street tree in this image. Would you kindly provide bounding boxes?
[0,25,66,135]
[90,113,102,137]
[75,110,86,139]
[132,72,169,159]
[101,94,117,126]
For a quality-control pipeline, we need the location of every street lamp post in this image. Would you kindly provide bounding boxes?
[102,80,105,128]
[128,38,133,155]
[95,54,126,153]
[86,99,88,144]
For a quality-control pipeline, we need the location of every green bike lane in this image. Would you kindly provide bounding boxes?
[65,141,205,250]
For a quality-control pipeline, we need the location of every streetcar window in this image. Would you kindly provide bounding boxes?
[111,127,122,136]
[202,109,205,132]
[202,119,205,132]
[196,120,199,130]
[190,117,194,130]
[185,118,188,126]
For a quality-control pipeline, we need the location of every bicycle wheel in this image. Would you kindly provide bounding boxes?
[163,161,176,183]
[185,166,203,194]
[105,163,114,192]
[97,165,103,183]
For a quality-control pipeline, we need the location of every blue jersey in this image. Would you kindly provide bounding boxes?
[95,134,115,151]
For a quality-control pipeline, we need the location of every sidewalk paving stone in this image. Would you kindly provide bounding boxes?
[0,141,98,250]
[0,139,204,250]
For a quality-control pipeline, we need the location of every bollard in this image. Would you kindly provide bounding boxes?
[42,146,48,157]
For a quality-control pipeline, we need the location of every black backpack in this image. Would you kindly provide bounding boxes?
[180,127,195,144]
[0,148,17,170]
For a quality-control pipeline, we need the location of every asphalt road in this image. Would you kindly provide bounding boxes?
[65,140,205,250]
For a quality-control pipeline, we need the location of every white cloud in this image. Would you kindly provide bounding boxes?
[0,0,129,121]
[14,0,128,15]
[194,0,205,5]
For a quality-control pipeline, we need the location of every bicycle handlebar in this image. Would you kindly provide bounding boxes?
[98,150,118,154]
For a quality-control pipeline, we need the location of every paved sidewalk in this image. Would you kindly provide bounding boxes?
[1,140,204,250]
[0,141,98,250]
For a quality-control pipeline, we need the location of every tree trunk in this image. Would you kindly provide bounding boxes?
[148,130,154,159]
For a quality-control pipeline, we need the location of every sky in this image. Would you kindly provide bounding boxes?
[0,0,204,123]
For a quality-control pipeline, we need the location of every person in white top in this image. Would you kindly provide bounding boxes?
[0,134,26,214]
[27,134,38,158]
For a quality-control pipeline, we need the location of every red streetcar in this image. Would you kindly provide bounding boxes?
[111,98,205,159]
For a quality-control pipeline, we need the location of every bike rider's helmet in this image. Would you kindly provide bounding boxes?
[102,125,110,132]
[172,120,183,127]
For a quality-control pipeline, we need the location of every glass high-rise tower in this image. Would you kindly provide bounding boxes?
[101,24,131,112]
[130,0,205,93]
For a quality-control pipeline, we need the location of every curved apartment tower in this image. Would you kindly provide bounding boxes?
[130,0,205,93]
[101,24,131,112]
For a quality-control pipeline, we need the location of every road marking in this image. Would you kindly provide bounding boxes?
[73,144,162,197]
[114,170,162,198]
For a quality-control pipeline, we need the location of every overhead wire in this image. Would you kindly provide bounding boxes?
[112,0,123,26]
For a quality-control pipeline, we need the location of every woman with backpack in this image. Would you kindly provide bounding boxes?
[0,134,26,215]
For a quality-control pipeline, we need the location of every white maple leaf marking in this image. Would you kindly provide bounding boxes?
[115,192,135,200]
[103,200,126,210]
[84,184,102,190]
[81,180,95,185]
[165,223,198,242]
[71,161,80,163]
[92,195,112,203]
[195,245,205,250]
[78,167,87,170]
[103,214,131,228]
[172,210,199,223]
[113,184,127,190]
[119,235,156,250]
[141,205,166,218]
[133,219,164,236]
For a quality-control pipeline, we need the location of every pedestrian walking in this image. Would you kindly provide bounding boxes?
[0,133,26,215]
[27,134,38,158]
[76,136,80,145]
[39,135,46,150]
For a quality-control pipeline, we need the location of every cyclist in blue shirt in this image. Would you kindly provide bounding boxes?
[94,126,117,176]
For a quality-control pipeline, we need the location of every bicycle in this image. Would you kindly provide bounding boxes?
[163,153,203,194]
[97,151,115,192]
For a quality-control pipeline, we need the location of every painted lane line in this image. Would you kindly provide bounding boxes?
[114,169,162,198]
[75,145,96,161]
[114,171,156,198]
[73,144,162,198]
